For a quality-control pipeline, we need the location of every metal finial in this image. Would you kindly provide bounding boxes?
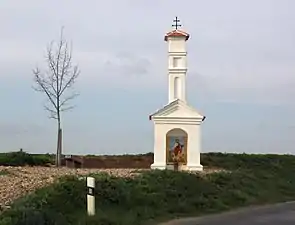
[172,16,181,30]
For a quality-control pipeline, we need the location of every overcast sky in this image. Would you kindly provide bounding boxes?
[0,0,294,155]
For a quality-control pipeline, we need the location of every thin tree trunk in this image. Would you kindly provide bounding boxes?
[56,116,62,167]
[58,128,62,167]
[55,129,59,167]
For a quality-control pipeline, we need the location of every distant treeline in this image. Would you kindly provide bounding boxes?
[0,151,54,166]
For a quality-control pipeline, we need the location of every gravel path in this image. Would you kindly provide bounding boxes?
[0,166,145,211]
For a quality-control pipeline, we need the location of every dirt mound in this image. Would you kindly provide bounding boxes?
[62,153,154,168]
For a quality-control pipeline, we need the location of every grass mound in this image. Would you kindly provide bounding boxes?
[1,153,295,225]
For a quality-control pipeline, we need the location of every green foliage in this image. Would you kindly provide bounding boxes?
[201,152,295,171]
[0,151,53,166]
[1,153,295,225]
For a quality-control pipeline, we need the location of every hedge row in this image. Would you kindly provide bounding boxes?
[0,151,54,166]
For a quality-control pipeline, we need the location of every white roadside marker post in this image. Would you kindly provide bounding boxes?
[87,176,95,216]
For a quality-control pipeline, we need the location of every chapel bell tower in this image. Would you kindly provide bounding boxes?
[165,16,189,103]
[149,17,205,172]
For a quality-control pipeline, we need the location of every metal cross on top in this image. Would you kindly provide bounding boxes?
[172,16,181,30]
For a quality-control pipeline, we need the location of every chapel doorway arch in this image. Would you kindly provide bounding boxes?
[166,128,188,165]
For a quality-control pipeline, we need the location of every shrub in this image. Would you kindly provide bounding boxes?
[0,151,53,166]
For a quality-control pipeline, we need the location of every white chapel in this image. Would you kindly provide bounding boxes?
[149,18,206,171]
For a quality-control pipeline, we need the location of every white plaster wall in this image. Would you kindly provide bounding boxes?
[168,54,187,69]
[174,77,180,99]
[151,121,202,170]
[168,37,186,52]
[186,125,202,166]
[167,36,187,103]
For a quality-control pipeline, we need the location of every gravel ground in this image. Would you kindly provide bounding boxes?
[0,166,225,212]
[0,166,146,211]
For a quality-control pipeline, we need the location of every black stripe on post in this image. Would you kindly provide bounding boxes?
[88,187,95,196]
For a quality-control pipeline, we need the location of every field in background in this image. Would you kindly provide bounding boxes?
[2,150,292,169]
[0,151,154,168]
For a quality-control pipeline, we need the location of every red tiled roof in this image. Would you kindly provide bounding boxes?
[164,30,190,41]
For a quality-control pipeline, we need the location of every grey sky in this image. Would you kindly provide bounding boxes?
[0,0,294,154]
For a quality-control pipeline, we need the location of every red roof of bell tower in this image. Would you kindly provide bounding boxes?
[164,29,190,41]
[164,17,189,41]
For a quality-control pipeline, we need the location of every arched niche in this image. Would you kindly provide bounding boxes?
[166,128,188,165]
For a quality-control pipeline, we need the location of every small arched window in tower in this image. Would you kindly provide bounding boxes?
[174,77,181,99]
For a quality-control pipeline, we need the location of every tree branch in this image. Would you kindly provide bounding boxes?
[59,65,80,96]
[32,26,79,120]
[60,93,79,110]
[33,68,58,110]
[44,105,58,120]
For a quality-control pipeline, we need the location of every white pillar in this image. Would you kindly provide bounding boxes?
[87,177,95,216]
[186,125,203,171]
[150,123,166,170]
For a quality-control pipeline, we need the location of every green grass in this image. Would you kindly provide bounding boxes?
[1,153,295,225]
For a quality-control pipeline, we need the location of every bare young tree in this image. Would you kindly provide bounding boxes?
[33,27,80,167]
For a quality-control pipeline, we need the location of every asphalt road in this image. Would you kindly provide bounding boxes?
[159,201,295,225]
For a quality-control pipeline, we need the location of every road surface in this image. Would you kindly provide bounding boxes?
[159,201,295,225]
